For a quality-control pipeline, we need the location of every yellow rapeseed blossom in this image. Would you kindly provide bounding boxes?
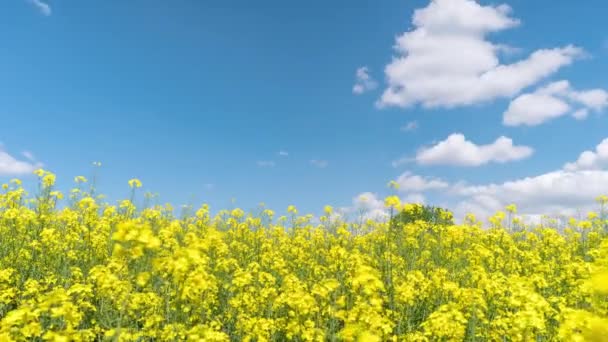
[505,204,517,214]
[74,176,88,184]
[591,272,608,294]
[384,195,401,209]
[387,180,400,190]
[128,178,143,189]
[42,173,56,187]
[0,172,606,340]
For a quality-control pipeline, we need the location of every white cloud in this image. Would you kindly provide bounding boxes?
[503,80,608,126]
[26,0,52,16]
[256,161,276,168]
[347,192,389,220]
[377,0,582,108]
[353,67,378,95]
[503,93,570,126]
[346,138,608,224]
[0,148,41,176]
[395,171,448,192]
[392,156,414,168]
[402,193,426,204]
[415,133,533,166]
[564,138,608,171]
[22,151,36,161]
[570,88,608,110]
[310,159,329,168]
[400,121,418,132]
[450,170,608,221]
[278,150,289,157]
[442,137,608,220]
[339,191,427,222]
[572,108,589,120]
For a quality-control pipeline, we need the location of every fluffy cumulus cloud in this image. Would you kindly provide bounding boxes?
[344,192,389,221]
[340,190,427,222]
[0,148,41,176]
[377,0,582,108]
[411,137,608,221]
[414,133,533,166]
[369,138,608,222]
[403,193,426,204]
[395,171,448,192]
[503,80,608,126]
[26,0,51,16]
[451,170,608,221]
[352,67,378,95]
[344,167,608,224]
[564,138,608,171]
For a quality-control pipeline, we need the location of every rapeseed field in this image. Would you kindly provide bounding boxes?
[0,170,607,341]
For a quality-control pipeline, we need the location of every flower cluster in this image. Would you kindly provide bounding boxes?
[0,170,607,340]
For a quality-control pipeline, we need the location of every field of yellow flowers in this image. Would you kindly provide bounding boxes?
[0,170,607,341]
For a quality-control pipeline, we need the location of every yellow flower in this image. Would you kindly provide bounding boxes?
[137,272,151,287]
[579,220,592,230]
[384,196,401,209]
[266,210,277,219]
[591,272,608,294]
[387,180,400,190]
[42,173,56,187]
[74,176,88,184]
[596,195,608,205]
[505,204,517,214]
[231,208,245,218]
[50,191,63,200]
[128,178,143,188]
[0,170,607,341]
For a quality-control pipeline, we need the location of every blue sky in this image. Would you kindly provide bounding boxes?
[1,0,608,219]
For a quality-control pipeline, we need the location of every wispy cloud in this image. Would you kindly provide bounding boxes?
[310,159,329,168]
[391,156,415,168]
[256,160,276,168]
[278,150,289,157]
[22,151,36,161]
[400,121,418,132]
[26,0,52,16]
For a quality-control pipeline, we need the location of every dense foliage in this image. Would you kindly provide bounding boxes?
[0,170,607,341]
[390,204,455,227]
